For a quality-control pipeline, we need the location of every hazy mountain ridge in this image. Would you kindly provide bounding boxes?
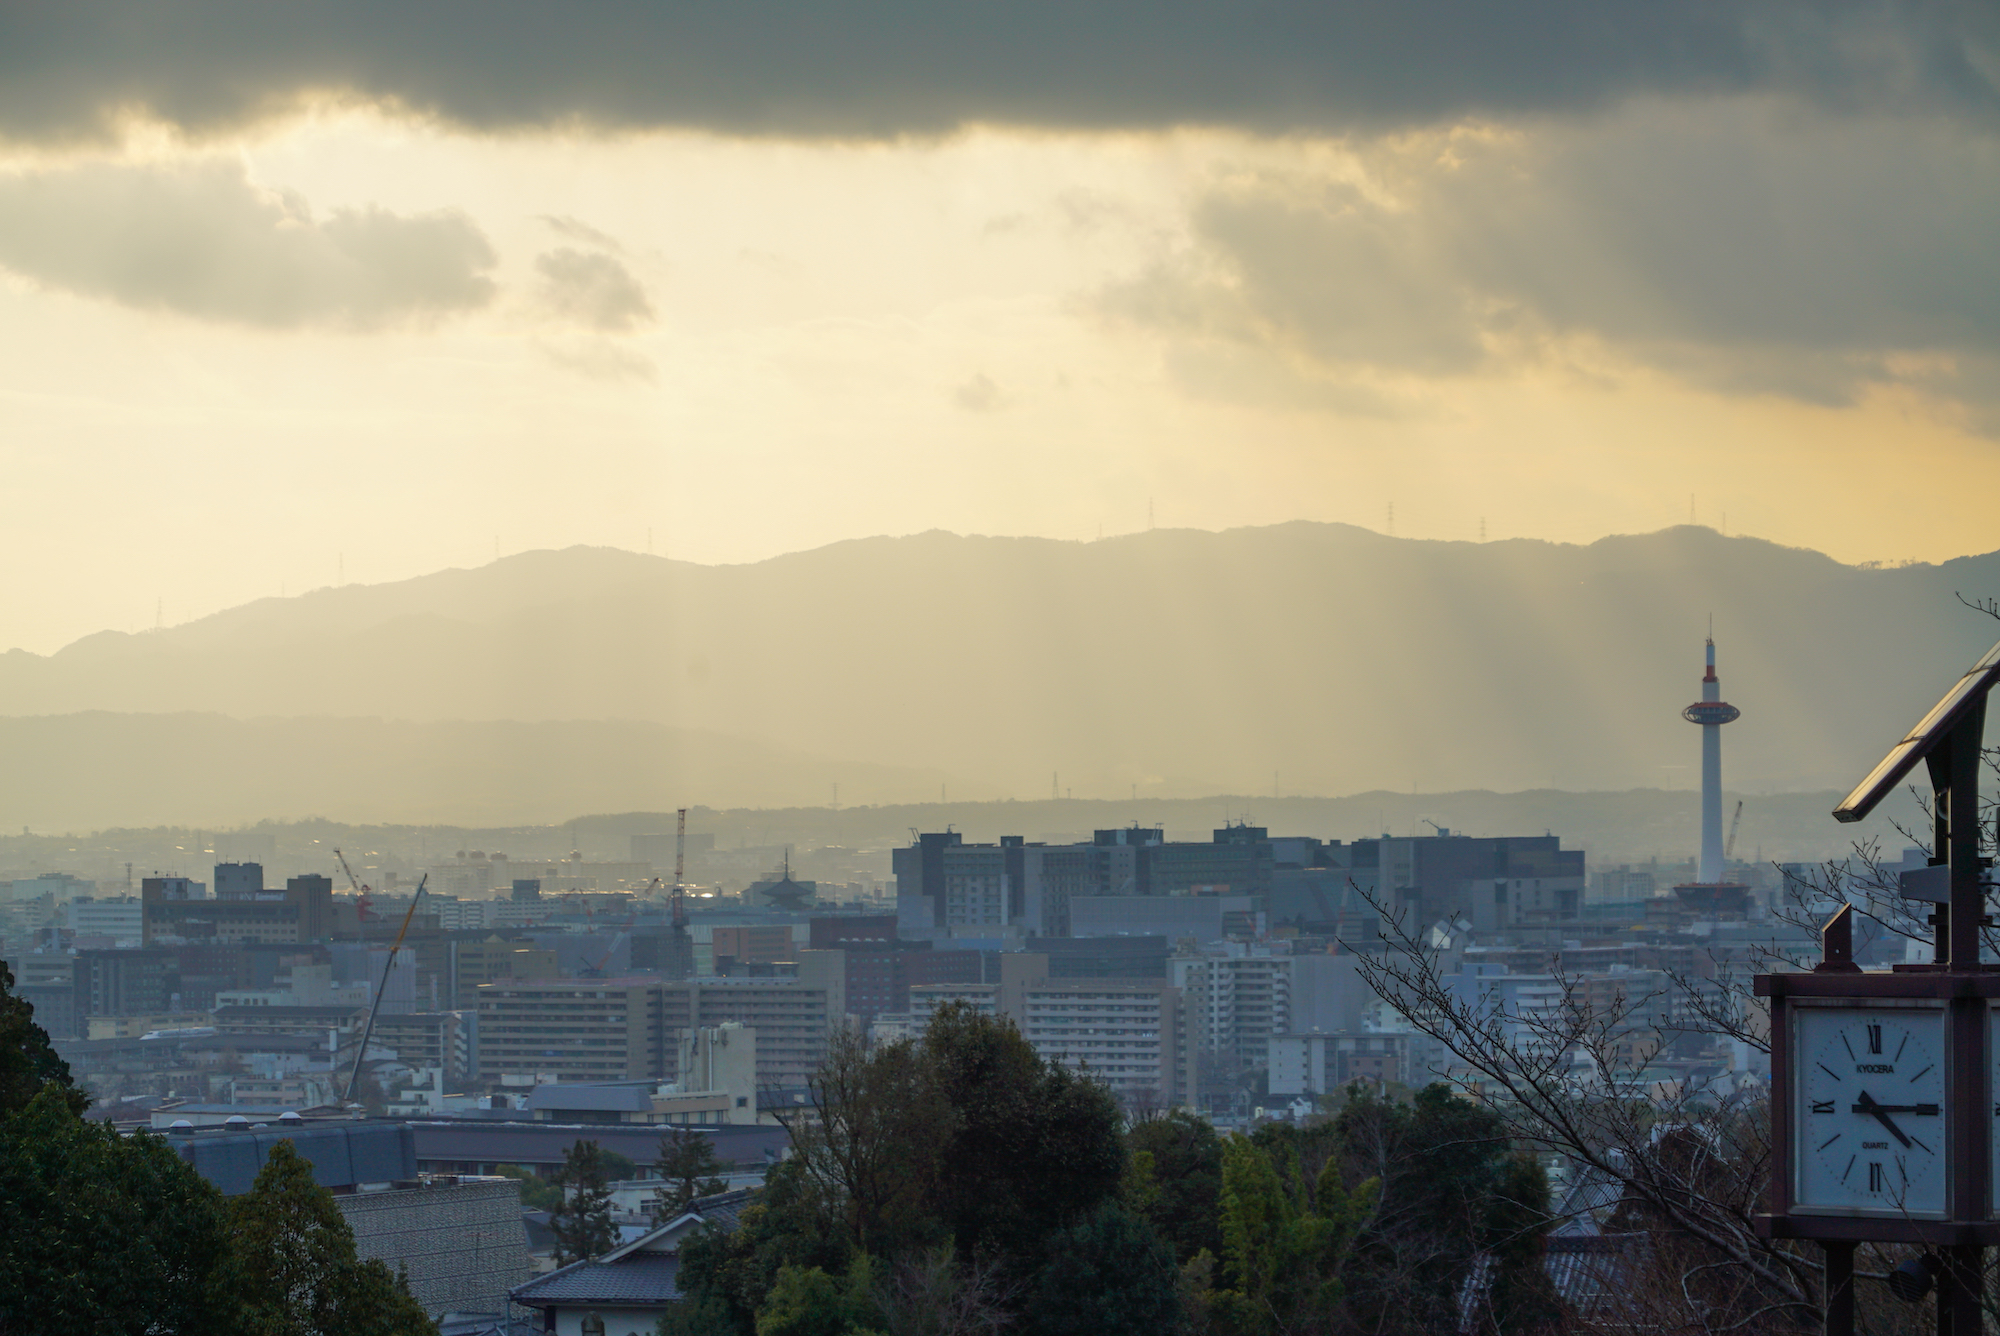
[2,523,1996,810]
[0,712,945,830]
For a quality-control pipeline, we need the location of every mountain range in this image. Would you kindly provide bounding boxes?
[2,522,1995,830]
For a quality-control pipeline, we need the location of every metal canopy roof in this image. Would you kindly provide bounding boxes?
[1834,636,2000,823]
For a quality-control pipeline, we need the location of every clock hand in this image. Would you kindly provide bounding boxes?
[1850,1102,1940,1116]
[1853,1091,1913,1149]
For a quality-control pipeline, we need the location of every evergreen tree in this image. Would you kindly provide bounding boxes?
[550,1138,618,1264]
[1018,1202,1179,1336]
[493,1162,561,1212]
[753,1256,882,1336]
[1211,1134,1377,1336]
[0,1084,236,1334]
[1332,1083,1547,1336]
[0,958,87,1115]
[654,1124,730,1223]
[221,1139,433,1336]
[922,1002,1127,1268]
[1126,1108,1225,1263]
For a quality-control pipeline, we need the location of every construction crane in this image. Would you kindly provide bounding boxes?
[333,848,372,939]
[671,808,693,978]
[344,873,427,1104]
[1724,800,1744,862]
[580,905,641,977]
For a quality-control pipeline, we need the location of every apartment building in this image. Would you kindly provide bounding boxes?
[475,978,675,1085]
[909,954,1182,1104]
[1170,953,1291,1066]
[1268,1032,1410,1096]
[1018,978,1182,1104]
[475,952,844,1090]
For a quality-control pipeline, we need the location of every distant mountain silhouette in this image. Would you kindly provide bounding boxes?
[1,524,1994,821]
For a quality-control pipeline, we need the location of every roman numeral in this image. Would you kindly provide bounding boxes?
[1867,1024,1882,1055]
[1869,1163,1884,1193]
[1811,1099,1835,1114]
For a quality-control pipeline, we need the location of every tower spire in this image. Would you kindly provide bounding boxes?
[1683,632,1741,883]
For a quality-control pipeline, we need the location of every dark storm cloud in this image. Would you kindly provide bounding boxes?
[1,1,1995,143]
[0,159,495,328]
[1097,102,2000,409]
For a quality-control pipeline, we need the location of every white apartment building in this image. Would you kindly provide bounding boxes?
[1170,952,1291,1066]
[1019,979,1181,1103]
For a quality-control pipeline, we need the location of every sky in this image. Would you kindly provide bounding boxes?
[3,2,1999,654]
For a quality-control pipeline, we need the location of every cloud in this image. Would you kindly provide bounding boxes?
[0,158,495,328]
[539,214,625,253]
[1096,100,2000,411]
[533,248,654,331]
[0,3,1994,143]
[952,373,1006,413]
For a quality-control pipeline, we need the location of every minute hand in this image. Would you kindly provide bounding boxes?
[1853,1091,1918,1148]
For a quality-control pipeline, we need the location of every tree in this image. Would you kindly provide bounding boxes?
[1016,1202,1180,1336]
[0,1083,236,1334]
[670,1157,855,1336]
[1127,1109,1226,1264]
[220,1138,434,1336]
[1209,1134,1376,1336]
[550,1139,618,1265]
[754,1256,883,1336]
[0,958,87,1116]
[922,1003,1127,1268]
[492,1162,561,1212]
[784,1026,951,1256]
[655,1124,730,1224]
[1354,900,1813,1333]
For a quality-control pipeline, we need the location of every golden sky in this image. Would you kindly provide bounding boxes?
[2,6,1997,654]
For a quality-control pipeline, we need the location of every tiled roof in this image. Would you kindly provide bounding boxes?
[511,1254,683,1307]
[688,1187,755,1233]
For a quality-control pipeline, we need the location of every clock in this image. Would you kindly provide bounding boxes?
[1793,1005,1948,1216]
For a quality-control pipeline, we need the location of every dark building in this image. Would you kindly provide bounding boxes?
[142,869,334,945]
[73,947,180,1018]
[627,926,695,979]
[808,915,899,950]
[1339,832,1586,931]
[17,982,77,1039]
[1143,824,1275,896]
[1027,935,1170,980]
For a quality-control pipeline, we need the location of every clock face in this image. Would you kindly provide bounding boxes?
[1794,1007,1947,1215]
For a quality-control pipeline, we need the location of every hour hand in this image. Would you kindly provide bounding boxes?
[1853,1091,1913,1148]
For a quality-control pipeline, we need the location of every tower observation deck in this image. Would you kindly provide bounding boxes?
[1680,636,1743,901]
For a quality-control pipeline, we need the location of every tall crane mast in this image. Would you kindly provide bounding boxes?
[673,807,688,929]
[1724,799,1744,862]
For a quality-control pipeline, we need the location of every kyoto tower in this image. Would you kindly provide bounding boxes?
[1683,636,1742,884]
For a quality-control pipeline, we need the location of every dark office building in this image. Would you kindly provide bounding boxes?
[1027,935,1170,980]
[73,948,180,1018]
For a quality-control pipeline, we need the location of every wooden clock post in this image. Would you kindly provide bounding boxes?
[1757,640,2000,1336]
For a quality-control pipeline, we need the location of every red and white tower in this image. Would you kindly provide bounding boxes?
[1683,636,1742,885]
